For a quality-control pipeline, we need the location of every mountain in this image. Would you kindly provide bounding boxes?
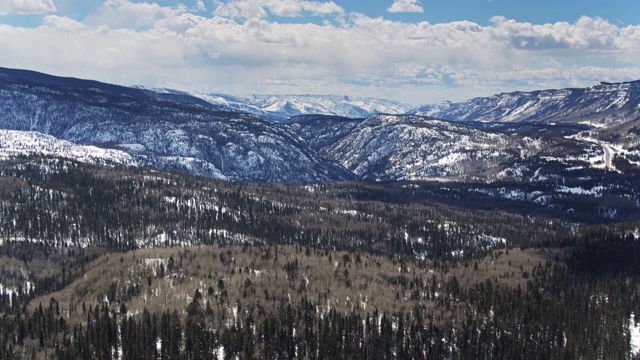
[0,66,638,191]
[410,80,640,128]
[0,67,351,182]
[288,113,605,182]
[146,88,412,122]
[286,113,640,216]
[291,114,516,181]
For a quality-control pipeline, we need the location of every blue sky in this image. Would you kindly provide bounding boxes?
[344,0,639,26]
[4,1,638,27]
[1,0,639,105]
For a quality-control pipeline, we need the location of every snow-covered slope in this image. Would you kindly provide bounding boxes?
[147,88,411,122]
[0,129,138,166]
[287,115,363,151]
[314,114,517,181]
[410,81,640,128]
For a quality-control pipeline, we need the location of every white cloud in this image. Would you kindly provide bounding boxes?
[42,14,85,31]
[1,1,639,105]
[196,0,206,12]
[489,16,624,51]
[387,0,423,13]
[213,0,344,20]
[0,0,56,15]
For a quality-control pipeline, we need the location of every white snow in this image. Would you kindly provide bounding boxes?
[556,185,604,197]
[0,280,33,305]
[149,89,412,120]
[0,129,138,167]
[119,143,145,151]
[215,346,225,360]
[630,313,640,355]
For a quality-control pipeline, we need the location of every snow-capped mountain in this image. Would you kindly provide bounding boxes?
[0,67,351,182]
[0,67,637,184]
[146,88,411,122]
[410,80,640,128]
[0,129,138,167]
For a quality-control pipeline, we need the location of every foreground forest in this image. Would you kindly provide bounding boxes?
[1,156,640,359]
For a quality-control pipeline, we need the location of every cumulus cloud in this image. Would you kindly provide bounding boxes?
[387,0,423,13]
[213,0,344,20]
[490,16,623,51]
[0,0,56,15]
[1,0,639,104]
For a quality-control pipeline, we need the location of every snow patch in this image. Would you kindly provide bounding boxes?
[630,313,640,355]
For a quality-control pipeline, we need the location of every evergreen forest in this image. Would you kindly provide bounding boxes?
[1,156,640,359]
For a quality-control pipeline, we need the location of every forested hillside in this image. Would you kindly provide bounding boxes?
[0,156,639,359]
[3,233,640,359]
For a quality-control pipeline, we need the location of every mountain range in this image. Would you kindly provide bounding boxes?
[142,88,412,123]
[0,66,638,186]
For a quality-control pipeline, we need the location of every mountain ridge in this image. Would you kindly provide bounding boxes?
[409,80,640,127]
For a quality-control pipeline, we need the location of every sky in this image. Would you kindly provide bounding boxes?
[1,0,639,105]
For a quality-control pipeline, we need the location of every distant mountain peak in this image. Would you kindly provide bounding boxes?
[146,89,413,122]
